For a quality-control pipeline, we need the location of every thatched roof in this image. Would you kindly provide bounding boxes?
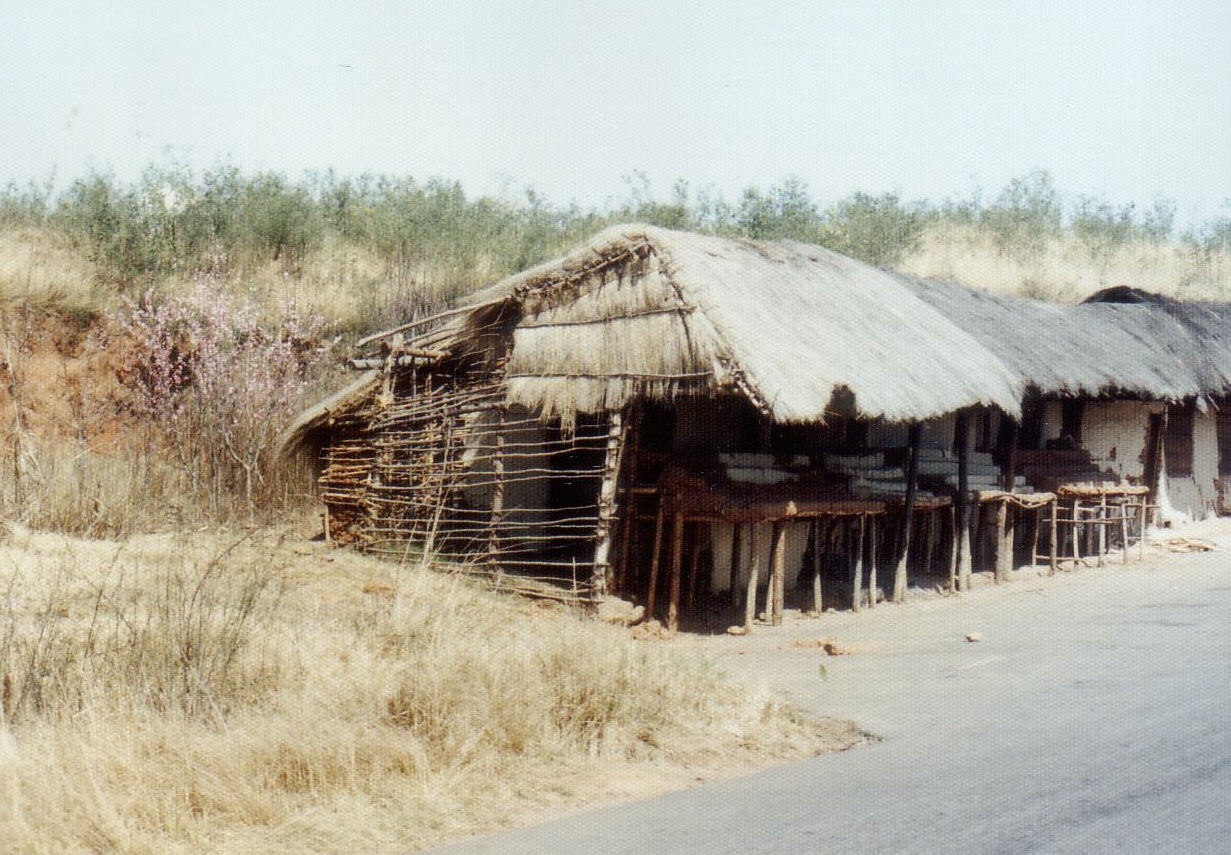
[404,224,1025,425]
[1084,286,1231,397]
[284,227,1231,456]
[902,277,1207,401]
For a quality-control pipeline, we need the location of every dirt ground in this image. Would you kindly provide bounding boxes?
[501,515,1231,831]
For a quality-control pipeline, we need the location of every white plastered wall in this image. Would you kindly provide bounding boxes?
[1080,401,1161,483]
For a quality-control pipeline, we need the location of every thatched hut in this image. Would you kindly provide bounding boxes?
[903,277,1231,521]
[284,224,1231,626]
[284,225,1027,624]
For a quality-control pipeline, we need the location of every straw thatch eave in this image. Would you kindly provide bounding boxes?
[276,370,381,458]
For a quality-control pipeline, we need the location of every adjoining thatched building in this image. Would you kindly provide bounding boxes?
[904,277,1231,521]
[284,224,1231,628]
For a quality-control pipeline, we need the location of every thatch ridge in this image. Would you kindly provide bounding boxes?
[289,226,1231,450]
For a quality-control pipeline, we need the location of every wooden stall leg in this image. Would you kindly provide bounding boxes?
[770,521,786,626]
[1102,494,1112,568]
[743,525,762,633]
[729,524,743,608]
[947,505,958,592]
[894,423,922,603]
[1049,499,1058,576]
[851,516,867,613]
[994,499,1011,584]
[646,500,666,624]
[686,525,703,612]
[668,512,685,634]
[1138,501,1148,560]
[868,516,879,606]
[810,520,824,616]
[1072,500,1083,567]
[955,408,972,592]
[1030,506,1041,568]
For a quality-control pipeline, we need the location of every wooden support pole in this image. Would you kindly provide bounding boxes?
[1049,499,1059,575]
[893,422,923,603]
[743,525,762,633]
[811,520,824,615]
[590,410,626,598]
[955,409,973,592]
[729,524,743,608]
[866,515,878,609]
[1138,501,1148,561]
[1121,502,1131,565]
[851,516,867,613]
[923,509,938,577]
[668,511,685,633]
[1097,493,1108,568]
[646,499,666,623]
[1001,418,1020,492]
[869,516,879,603]
[1072,500,1083,566]
[686,526,703,612]
[486,406,506,578]
[947,504,957,592]
[770,521,787,626]
[615,407,640,595]
[994,499,1011,583]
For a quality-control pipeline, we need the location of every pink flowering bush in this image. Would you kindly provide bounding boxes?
[117,281,331,516]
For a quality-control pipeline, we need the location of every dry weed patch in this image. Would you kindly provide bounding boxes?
[0,527,847,854]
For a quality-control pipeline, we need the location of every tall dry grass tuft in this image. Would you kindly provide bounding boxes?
[0,228,105,314]
[0,529,838,854]
[899,221,1231,302]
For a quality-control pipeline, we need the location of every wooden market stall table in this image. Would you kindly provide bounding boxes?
[972,489,1058,580]
[650,464,887,632]
[1054,484,1151,567]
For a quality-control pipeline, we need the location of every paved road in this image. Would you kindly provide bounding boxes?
[428,545,1231,855]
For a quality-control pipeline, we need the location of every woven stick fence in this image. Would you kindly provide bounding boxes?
[317,362,613,597]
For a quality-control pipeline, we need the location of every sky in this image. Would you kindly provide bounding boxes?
[2,1,1229,226]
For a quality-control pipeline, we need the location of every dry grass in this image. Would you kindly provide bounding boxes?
[0,229,104,313]
[899,221,1231,303]
[0,525,848,854]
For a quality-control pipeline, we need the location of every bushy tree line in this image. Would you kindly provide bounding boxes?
[5,165,1224,308]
